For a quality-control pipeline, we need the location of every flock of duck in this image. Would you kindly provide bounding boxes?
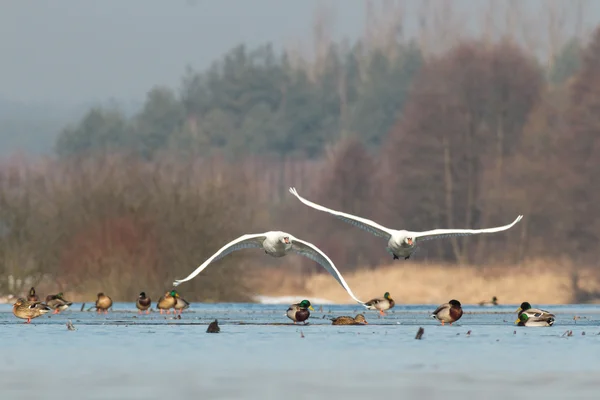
[10,187,552,328]
[12,288,189,323]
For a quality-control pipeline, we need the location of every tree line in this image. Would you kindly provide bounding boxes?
[1,18,598,301]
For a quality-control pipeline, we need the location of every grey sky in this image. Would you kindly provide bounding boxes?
[1,0,599,105]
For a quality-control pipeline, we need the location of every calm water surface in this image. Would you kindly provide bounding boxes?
[2,302,600,400]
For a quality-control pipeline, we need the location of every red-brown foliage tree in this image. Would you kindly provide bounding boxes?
[381,40,543,264]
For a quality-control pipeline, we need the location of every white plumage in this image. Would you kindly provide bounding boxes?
[289,187,523,261]
[172,231,366,305]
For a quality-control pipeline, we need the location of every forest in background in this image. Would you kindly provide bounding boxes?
[1,0,599,302]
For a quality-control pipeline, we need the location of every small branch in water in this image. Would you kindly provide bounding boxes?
[300,330,305,338]
[415,327,424,340]
[80,303,85,312]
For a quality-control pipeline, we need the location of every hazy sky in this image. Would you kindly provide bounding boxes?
[1,0,599,106]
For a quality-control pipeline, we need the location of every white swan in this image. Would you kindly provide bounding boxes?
[289,187,523,260]
[172,231,366,305]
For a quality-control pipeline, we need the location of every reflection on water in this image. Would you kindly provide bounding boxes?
[2,303,600,399]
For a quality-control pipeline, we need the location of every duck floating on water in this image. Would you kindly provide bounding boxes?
[207,319,220,333]
[478,296,498,306]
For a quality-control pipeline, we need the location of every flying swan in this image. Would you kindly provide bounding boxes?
[172,231,367,306]
[288,187,523,261]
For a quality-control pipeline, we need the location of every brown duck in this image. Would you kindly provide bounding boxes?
[331,314,368,325]
[13,298,51,323]
[157,290,178,314]
[95,292,113,314]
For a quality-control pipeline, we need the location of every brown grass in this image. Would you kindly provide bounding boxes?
[250,259,600,305]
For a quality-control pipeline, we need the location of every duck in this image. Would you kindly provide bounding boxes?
[207,319,220,333]
[431,299,463,325]
[13,298,51,323]
[365,292,395,316]
[288,187,522,261]
[171,231,367,306]
[136,292,152,314]
[516,312,555,327]
[478,296,498,306]
[27,287,39,302]
[173,293,190,314]
[45,292,73,314]
[515,301,555,325]
[286,300,314,324]
[331,314,368,325]
[157,290,178,314]
[95,292,112,314]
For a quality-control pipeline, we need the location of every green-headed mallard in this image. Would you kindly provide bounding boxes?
[173,293,190,314]
[27,287,39,302]
[286,299,314,324]
[46,292,73,314]
[478,296,498,306]
[95,292,112,314]
[157,290,177,314]
[13,298,51,323]
[516,312,555,327]
[365,292,395,316]
[431,299,463,325]
[331,314,368,325]
[515,301,555,326]
[136,292,151,314]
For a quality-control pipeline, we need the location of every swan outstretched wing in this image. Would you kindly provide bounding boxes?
[289,187,393,239]
[291,238,366,306]
[172,233,267,286]
[413,215,523,242]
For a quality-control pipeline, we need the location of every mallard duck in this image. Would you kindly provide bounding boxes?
[46,292,73,314]
[95,292,112,314]
[431,299,463,325]
[515,301,555,325]
[516,312,555,327]
[286,299,314,324]
[173,294,190,314]
[331,314,368,325]
[207,319,220,333]
[478,296,498,306]
[157,290,177,314]
[136,292,151,314]
[365,292,395,316]
[13,298,51,323]
[27,287,39,302]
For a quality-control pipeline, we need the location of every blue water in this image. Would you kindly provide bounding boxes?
[2,302,600,400]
